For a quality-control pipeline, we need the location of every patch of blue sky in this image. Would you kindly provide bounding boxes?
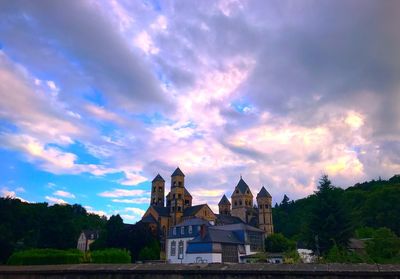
[48,141,102,165]
[231,100,254,114]
[133,112,173,126]
[83,88,106,106]
[143,0,162,12]
[0,120,19,133]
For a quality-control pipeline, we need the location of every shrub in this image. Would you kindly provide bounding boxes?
[7,249,84,265]
[90,248,131,263]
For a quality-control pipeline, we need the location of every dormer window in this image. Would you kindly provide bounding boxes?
[173,228,176,235]
[181,226,184,234]
[188,225,192,234]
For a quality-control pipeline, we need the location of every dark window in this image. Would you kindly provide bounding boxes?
[153,187,156,192]
[234,201,237,206]
[173,194,175,199]
[177,206,181,212]
[171,241,176,256]
[239,200,242,205]
[173,181,176,186]
[172,206,175,211]
[158,198,162,203]
[185,199,190,205]
[158,187,162,192]
[178,181,182,187]
[236,190,239,194]
[248,231,263,252]
[222,244,238,263]
[178,194,182,199]
[259,204,263,209]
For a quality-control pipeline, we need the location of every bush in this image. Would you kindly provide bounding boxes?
[90,248,131,263]
[7,249,84,265]
[265,233,296,253]
[138,240,160,261]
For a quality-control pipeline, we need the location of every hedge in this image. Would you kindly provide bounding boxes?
[90,248,131,263]
[7,249,84,265]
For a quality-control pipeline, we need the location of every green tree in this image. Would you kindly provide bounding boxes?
[138,240,160,261]
[365,227,400,262]
[308,175,352,255]
[265,233,296,252]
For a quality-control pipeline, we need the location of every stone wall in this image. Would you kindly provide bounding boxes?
[1,263,400,279]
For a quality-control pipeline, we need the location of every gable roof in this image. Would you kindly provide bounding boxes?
[82,230,99,240]
[152,205,170,217]
[171,167,185,177]
[257,186,272,198]
[218,194,231,206]
[215,214,244,225]
[235,177,251,194]
[189,227,242,244]
[152,173,165,182]
[141,214,157,223]
[184,188,192,198]
[183,204,209,217]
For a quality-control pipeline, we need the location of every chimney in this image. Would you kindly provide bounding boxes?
[200,224,207,238]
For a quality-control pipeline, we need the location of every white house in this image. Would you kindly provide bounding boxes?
[77,230,99,252]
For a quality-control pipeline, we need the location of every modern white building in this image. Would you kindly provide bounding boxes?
[166,218,264,263]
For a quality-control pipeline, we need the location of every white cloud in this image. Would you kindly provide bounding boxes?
[45,196,67,204]
[111,198,149,204]
[98,189,148,198]
[53,190,76,199]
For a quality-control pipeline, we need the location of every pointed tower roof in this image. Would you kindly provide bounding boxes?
[218,195,231,206]
[171,167,185,177]
[152,173,165,182]
[257,186,272,199]
[236,177,251,194]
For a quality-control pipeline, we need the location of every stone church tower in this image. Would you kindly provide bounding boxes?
[231,177,253,222]
[151,174,165,207]
[169,167,185,225]
[257,186,273,236]
[218,194,231,215]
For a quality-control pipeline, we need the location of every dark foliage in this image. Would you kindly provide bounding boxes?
[273,174,400,252]
[0,198,106,264]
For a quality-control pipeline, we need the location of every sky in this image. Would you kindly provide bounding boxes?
[0,0,399,224]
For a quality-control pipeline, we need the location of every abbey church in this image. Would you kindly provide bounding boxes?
[141,167,273,251]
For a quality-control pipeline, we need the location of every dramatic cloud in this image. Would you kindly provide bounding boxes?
[0,0,399,220]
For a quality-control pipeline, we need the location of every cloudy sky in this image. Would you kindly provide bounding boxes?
[1,0,399,223]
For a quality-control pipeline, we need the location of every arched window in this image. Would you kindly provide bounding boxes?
[239,200,242,206]
[171,241,176,256]
[178,241,184,258]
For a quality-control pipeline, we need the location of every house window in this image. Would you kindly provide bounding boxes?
[178,194,182,199]
[185,199,190,205]
[173,228,176,235]
[178,241,184,258]
[234,201,237,206]
[188,225,192,234]
[181,226,184,235]
[171,241,176,256]
[259,204,263,209]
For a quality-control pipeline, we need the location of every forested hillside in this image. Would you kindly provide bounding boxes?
[0,199,106,263]
[273,175,400,249]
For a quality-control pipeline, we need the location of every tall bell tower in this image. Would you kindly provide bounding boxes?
[218,195,231,215]
[257,186,273,236]
[150,174,165,207]
[169,167,185,225]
